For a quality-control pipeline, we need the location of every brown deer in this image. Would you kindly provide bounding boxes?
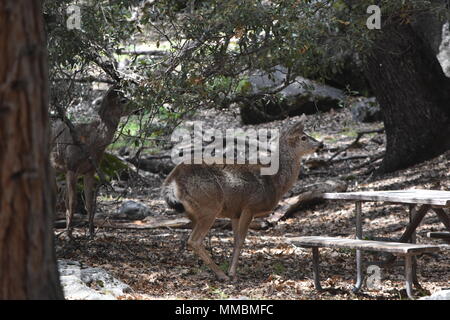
[51,86,130,238]
[162,116,322,281]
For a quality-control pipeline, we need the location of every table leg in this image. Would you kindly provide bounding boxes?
[312,247,322,291]
[431,208,450,231]
[399,204,430,243]
[379,204,430,267]
[409,205,420,288]
[404,255,415,299]
[353,201,364,293]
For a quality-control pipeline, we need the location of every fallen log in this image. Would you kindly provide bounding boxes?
[272,180,348,222]
[126,155,174,174]
[98,217,193,229]
[93,216,271,231]
[55,212,271,231]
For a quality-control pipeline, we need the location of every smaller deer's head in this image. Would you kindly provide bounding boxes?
[91,96,103,112]
[98,86,133,123]
[284,115,323,157]
[107,87,131,112]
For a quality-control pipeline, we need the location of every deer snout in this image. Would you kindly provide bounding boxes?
[307,135,323,152]
[316,141,324,151]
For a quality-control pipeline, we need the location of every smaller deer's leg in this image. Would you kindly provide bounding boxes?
[228,218,239,272]
[230,218,239,243]
[83,172,96,238]
[228,210,253,281]
[65,171,78,238]
[187,212,229,282]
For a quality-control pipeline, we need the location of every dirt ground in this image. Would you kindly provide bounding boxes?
[55,106,450,300]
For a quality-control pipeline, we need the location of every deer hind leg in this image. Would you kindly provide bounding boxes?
[65,171,78,238]
[83,172,96,238]
[187,211,229,281]
[228,210,253,281]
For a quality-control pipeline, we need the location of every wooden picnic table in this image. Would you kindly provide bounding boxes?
[321,189,450,294]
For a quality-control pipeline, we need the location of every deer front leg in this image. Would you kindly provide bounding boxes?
[228,210,253,281]
[83,172,96,238]
[65,171,78,238]
[229,218,239,274]
[187,212,229,282]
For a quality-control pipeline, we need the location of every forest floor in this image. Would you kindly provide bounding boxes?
[55,105,450,300]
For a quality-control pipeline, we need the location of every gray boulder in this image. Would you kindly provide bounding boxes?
[419,289,450,300]
[350,97,382,123]
[240,66,345,125]
[58,260,131,300]
[249,66,344,101]
[118,200,153,220]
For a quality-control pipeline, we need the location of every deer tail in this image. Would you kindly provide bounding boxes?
[162,181,185,213]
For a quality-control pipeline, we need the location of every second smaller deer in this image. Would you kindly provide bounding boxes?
[51,86,131,237]
[162,115,322,281]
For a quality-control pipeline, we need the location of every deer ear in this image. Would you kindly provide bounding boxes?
[299,114,307,123]
[290,120,304,134]
[293,114,307,133]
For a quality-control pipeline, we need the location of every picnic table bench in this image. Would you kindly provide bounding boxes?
[288,236,440,298]
[286,189,450,299]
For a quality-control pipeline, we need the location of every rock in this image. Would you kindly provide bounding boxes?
[240,66,345,125]
[126,156,175,174]
[419,290,450,300]
[321,52,372,96]
[118,200,153,220]
[350,97,382,123]
[438,22,450,78]
[58,260,131,300]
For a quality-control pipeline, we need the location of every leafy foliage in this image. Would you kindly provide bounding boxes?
[44,0,447,147]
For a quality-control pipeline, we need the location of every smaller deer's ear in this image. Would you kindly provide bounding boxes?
[299,114,307,123]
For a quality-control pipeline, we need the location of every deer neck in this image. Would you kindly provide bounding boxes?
[272,138,302,197]
[99,107,121,133]
[97,109,122,146]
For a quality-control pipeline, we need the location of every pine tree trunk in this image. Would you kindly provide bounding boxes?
[0,0,64,299]
[364,18,450,173]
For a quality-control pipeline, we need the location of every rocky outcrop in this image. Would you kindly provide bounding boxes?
[58,260,132,300]
[240,66,345,125]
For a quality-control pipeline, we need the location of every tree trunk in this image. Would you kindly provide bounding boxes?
[0,0,64,299]
[364,17,450,173]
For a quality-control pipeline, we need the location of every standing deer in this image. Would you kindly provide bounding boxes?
[51,86,130,238]
[162,116,322,281]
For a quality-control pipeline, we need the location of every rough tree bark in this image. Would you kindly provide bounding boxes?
[0,0,64,299]
[364,16,450,173]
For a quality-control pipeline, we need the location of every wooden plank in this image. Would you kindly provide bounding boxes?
[426,232,450,239]
[322,190,450,206]
[287,236,441,254]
